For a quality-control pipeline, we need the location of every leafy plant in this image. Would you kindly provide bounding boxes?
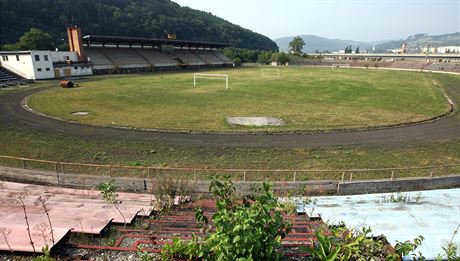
[305,224,424,260]
[305,231,341,261]
[161,176,291,260]
[394,236,425,257]
[32,246,53,261]
[98,180,127,228]
[137,245,155,261]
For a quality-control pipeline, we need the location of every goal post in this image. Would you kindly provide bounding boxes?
[261,68,280,77]
[193,73,229,90]
[332,64,351,69]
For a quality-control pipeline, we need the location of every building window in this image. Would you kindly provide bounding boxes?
[45,68,50,71]
[37,68,42,72]
[2,55,9,61]
[16,55,20,61]
[44,55,49,61]
[35,55,40,61]
[1,56,5,61]
[74,66,78,70]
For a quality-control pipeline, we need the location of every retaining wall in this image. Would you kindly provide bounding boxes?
[1,166,459,196]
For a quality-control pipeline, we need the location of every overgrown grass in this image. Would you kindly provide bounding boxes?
[27,67,449,133]
[0,124,459,180]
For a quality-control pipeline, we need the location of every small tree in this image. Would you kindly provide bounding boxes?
[288,36,305,56]
[233,57,242,67]
[355,46,360,54]
[277,52,290,65]
[98,180,127,228]
[257,51,272,64]
[271,52,290,65]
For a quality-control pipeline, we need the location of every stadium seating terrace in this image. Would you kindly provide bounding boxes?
[82,35,233,74]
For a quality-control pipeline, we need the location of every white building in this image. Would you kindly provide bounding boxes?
[0,50,92,80]
[436,46,460,54]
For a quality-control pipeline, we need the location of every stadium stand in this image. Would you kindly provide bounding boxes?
[98,48,150,69]
[175,50,206,66]
[212,50,233,64]
[82,35,233,74]
[390,61,432,70]
[196,50,224,65]
[351,60,394,68]
[134,49,179,68]
[85,48,115,69]
[0,67,29,88]
[424,62,460,73]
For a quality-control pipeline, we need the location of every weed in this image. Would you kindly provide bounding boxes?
[0,227,13,252]
[98,180,127,228]
[151,177,191,214]
[32,246,53,261]
[10,192,35,253]
[380,192,422,204]
[34,194,55,245]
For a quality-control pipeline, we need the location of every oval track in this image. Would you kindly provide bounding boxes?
[1,83,459,148]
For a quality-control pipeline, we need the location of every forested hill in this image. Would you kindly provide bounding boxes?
[0,0,278,51]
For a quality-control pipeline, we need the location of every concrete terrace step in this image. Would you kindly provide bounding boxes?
[0,181,172,253]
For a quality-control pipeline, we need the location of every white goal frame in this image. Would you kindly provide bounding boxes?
[193,73,229,90]
[261,68,280,77]
[332,64,351,69]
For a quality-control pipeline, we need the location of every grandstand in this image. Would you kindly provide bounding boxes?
[390,61,432,70]
[82,35,233,74]
[0,67,30,88]
[424,62,460,73]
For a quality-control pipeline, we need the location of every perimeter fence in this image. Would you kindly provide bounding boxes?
[1,155,459,183]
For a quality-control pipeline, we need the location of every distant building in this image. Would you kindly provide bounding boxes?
[437,46,460,54]
[391,43,407,54]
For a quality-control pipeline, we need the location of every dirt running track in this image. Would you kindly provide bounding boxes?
[1,84,459,148]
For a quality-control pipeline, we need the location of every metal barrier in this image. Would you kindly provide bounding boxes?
[0,154,459,182]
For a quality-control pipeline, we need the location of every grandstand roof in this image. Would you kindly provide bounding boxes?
[83,35,232,49]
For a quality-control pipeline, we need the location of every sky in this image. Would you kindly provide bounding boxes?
[172,0,460,42]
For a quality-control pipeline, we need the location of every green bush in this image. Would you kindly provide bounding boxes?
[162,176,291,260]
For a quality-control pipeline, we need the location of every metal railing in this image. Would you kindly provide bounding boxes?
[0,154,459,183]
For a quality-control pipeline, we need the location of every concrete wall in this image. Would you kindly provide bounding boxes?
[30,51,55,79]
[0,50,92,80]
[1,166,459,196]
[1,52,36,79]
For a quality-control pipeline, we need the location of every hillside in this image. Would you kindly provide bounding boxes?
[274,35,375,53]
[374,33,460,52]
[0,0,277,51]
[275,33,460,53]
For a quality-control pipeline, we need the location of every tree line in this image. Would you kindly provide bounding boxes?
[0,0,278,51]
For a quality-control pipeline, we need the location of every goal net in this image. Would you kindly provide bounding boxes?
[332,64,351,69]
[193,73,229,90]
[261,68,280,77]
